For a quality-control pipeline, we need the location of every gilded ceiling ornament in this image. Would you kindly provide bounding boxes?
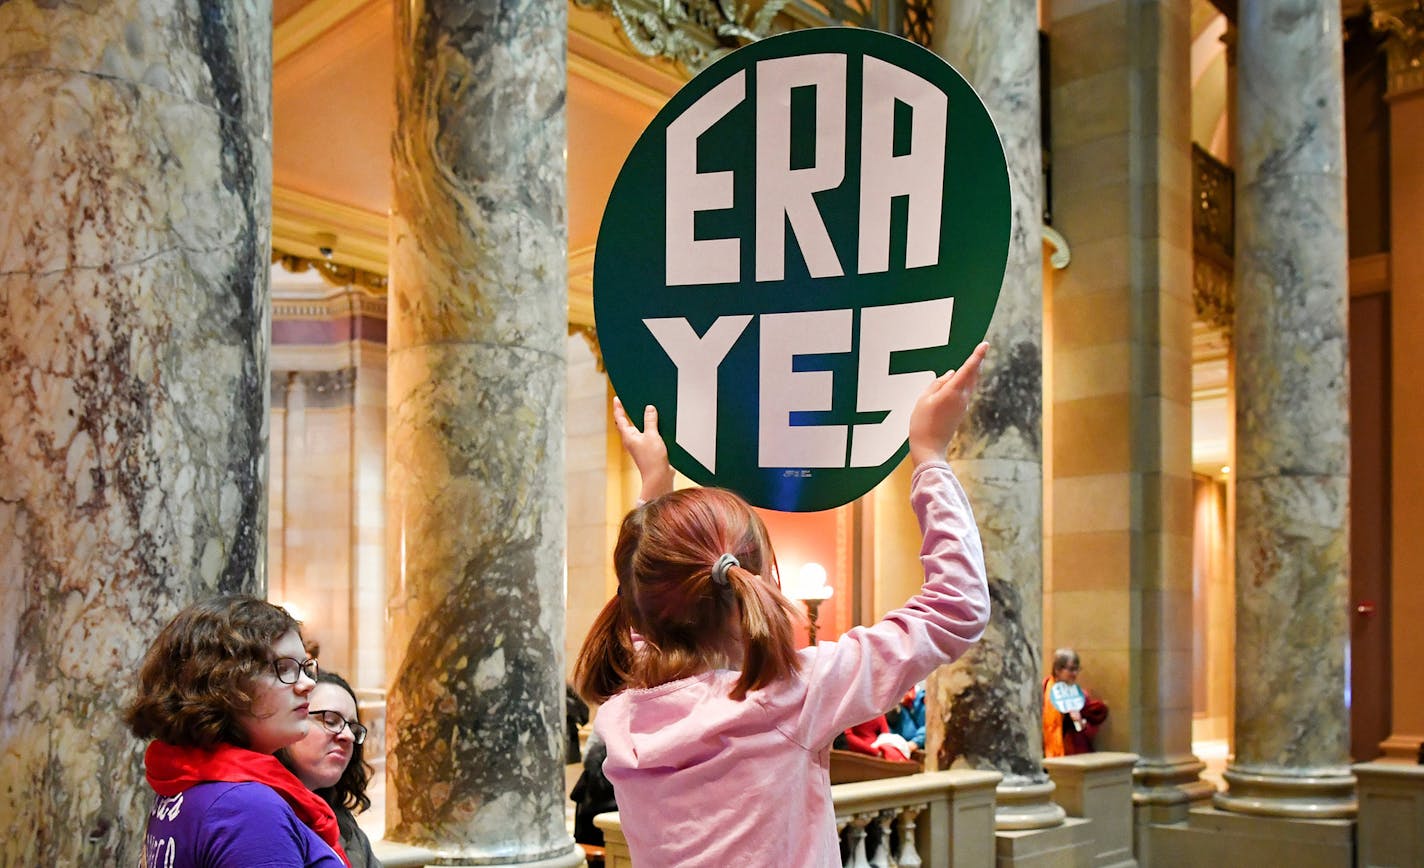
[577,0,791,72]
[272,250,389,293]
[577,0,930,73]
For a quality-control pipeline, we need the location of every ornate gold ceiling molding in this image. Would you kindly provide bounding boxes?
[272,185,389,275]
[275,0,378,64]
[272,250,389,293]
[1371,0,1424,97]
[570,2,686,107]
[573,0,789,74]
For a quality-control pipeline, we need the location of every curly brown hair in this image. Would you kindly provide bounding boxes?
[126,595,301,749]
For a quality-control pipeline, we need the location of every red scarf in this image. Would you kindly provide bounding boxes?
[144,741,352,868]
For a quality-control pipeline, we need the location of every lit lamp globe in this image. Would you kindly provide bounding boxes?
[790,562,833,645]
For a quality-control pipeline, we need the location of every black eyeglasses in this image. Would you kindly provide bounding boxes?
[309,709,368,745]
[272,657,319,684]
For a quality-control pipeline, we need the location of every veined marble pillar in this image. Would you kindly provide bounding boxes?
[0,1,270,863]
[384,1,577,864]
[1217,0,1355,818]
[926,0,1059,830]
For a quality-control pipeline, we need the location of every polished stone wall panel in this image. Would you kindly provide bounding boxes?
[0,0,270,863]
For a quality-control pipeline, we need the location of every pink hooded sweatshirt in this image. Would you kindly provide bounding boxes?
[594,460,990,867]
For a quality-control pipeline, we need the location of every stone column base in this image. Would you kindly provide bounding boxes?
[1354,760,1424,868]
[996,817,1092,867]
[996,779,1067,830]
[1131,755,1215,825]
[1213,766,1356,819]
[1146,806,1353,868]
[1044,752,1138,867]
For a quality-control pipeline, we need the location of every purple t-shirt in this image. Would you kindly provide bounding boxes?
[142,781,345,868]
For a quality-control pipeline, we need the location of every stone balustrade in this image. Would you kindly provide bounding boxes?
[595,769,1003,868]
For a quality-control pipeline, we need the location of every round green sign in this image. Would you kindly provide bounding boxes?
[594,27,1009,512]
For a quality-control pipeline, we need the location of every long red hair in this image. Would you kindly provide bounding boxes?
[575,487,803,702]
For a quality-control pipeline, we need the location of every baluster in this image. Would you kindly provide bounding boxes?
[845,813,873,868]
[896,804,927,868]
[869,809,895,868]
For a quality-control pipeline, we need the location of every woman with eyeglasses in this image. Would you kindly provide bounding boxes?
[279,672,383,868]
[126,595,350,867]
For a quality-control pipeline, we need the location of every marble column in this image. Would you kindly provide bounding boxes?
[926,0,1060,830]
[1372,0,1424,765]
[1216,0,1355,818]
[384,1,577,865]
[0,1,270,864]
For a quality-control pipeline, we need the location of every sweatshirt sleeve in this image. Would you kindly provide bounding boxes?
[766,460,990,751]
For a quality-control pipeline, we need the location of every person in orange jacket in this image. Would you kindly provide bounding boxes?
[1043,648,1109,757]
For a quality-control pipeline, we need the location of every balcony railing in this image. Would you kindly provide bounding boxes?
[595,769,1003,868]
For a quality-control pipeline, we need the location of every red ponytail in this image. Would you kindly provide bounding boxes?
[573,487,803,702]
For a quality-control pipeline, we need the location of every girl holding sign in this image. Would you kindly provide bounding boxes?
[1042,648,1110,757]
[574,343,992,866]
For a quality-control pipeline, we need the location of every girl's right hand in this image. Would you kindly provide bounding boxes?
[613,397,675,501]
[907,342,989,467]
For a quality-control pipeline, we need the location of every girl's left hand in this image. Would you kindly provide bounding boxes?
[614,397,675,501]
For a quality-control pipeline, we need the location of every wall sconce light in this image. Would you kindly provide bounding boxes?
[786,562,833,645]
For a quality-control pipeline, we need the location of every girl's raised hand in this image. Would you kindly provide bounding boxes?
[613,397,675,501]
[907,342,990,467]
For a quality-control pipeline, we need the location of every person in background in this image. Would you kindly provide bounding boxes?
[566,683,590,764]
[889,682,927,749]
[1042,647,1109,757]
[279,672,382,868]
[127,596,348,867]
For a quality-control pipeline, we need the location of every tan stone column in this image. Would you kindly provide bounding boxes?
[1217,0,1355,817]
[1045,1,1213,857]
[1372,0,1424,765]
[383,0,579,864]
[0,0,271,862]
[927,0,1060,832]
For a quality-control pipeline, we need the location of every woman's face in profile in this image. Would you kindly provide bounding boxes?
[285,682,358,791]
[238,629,316,753]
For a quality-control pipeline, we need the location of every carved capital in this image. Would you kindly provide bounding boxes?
[1371,0,1424,97]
